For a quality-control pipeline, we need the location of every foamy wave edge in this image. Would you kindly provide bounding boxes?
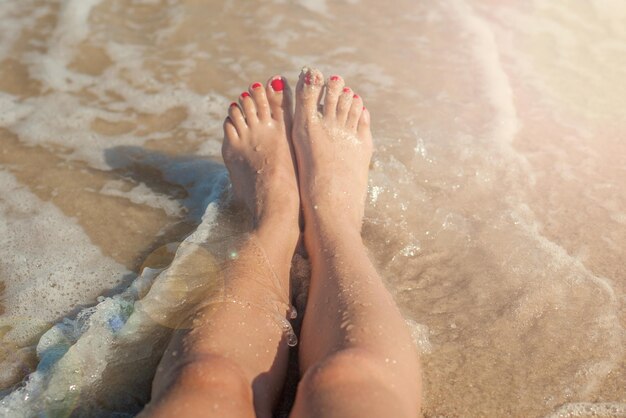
[0,201,223,417]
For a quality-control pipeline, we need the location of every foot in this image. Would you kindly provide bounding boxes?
[291,68,373,240]
[222,76,300,233]
[222,76,301,283]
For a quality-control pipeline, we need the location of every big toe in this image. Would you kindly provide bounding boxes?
[266,75,293,125]
[295,67,324,119]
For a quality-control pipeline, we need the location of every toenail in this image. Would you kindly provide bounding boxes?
[251,82,262,89]
[343,87,351,93]
[330,75,340,81]
[353,94,359,99]
[363,106,366,110]
[270,78,284,92]
[241,92,250,98]
[230,102,238,107]
[303,68,322,86]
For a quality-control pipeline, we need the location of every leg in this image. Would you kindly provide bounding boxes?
[140,76,299,418]
[289,69,422,418]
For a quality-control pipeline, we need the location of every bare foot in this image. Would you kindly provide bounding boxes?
[222,76,300,235]
[291,68,373,239]
[222,75,301,285]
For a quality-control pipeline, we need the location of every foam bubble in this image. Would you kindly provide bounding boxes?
[405,319,433,354]
[99,180,183,217]
[545,402,626,418]
[295,0,328,15]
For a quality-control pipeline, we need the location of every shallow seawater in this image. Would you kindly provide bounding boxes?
[0,0,625,416]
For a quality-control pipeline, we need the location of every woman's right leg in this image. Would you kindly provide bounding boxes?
[140,76,300,418]
[290,68,422,418]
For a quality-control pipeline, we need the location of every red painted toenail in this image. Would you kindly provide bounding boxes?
[343,87,350,93]
[271,78,284,92]
[241,92,250,98]
[353,94,359,99]
[304,73,312,85]
[230,102,238,107]
[330,75,339,81]
[251,82,262,89]
[363,106,366,110]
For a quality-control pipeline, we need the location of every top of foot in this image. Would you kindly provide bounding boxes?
[222,75,300,232]
[292,67,373,234]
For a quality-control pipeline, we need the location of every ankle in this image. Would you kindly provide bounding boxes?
[252,217,299,274]
[304,202,363,234]
[254,200,299,232]
[304,215,364,252]
[252,182,300,229]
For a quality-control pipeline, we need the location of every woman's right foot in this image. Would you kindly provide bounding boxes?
[222,75,299,232]
[291,68,373,240]
[222,75,300,282]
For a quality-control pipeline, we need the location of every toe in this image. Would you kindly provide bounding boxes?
[239,91,258,125]
[357,107,372,145]
[222,116,239,145]
[250,81,271,121]
[336,87,353,125]
[346,93,363,131]
[227,102,247,135]
[323,74,345,120]
[295,67,324,119]
[266,75,292,124]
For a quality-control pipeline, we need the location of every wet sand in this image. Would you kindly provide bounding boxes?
[0,0,625,416]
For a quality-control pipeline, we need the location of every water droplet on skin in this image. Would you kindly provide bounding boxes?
[287,331,298,347]
[280,318,298,346]
[256,169,263,174]
[254,145,261,151]
[288,305,298,319]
